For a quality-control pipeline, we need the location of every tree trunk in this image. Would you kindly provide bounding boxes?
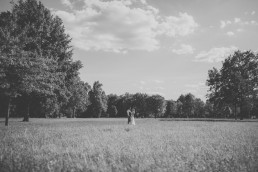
[240,101,243,120]
[73,107,76,118]
[5,97,11,126]
[23,101,30,122]
[97,110,101,118]
[234,103,237,120]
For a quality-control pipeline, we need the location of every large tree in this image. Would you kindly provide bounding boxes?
[146,95,166,118]
[107,94,119,117]
[184,93,195,118]
[66,77,91,118]
[165,100,177,118]
[115,93,134,117]
[193,98,205,118]
[0,50,59,125]
[0,0,83,122]
[88,81,108,118]
[132,93,148,118]
[207,50,258,119]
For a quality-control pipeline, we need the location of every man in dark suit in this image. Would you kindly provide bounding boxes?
[127,107,132,124]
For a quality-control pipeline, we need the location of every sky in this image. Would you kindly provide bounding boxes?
[1,0,258,101]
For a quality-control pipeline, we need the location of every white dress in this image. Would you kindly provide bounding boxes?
[131,114,136,125]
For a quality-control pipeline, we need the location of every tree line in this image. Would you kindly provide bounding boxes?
[0,0,257,126]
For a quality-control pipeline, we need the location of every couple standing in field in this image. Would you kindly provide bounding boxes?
[127,107,136,125]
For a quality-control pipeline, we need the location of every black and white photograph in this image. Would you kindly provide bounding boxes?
[0,0,258,171]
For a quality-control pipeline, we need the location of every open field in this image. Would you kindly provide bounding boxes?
[0,118,258,172]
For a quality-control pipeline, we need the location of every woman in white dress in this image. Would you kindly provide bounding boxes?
[130,108,136,125]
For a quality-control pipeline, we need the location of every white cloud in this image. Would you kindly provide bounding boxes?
[226,31,235,36]
[54,0,198,53]
[140,0,147,4]
[234,18,241,23]
[60,0,72,8]
[245,11,256,15]
[159,13,198,37]
[185,82,206,89]
[156,86,165,90]
[195,46,238,63]
[172,44,194,55]
[220,21,226,28]
[250,20,258,25]
[220,18,258,28]
[220,20,231,28]
[55,0,159,52]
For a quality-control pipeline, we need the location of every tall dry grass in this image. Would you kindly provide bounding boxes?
[0,118,257,172]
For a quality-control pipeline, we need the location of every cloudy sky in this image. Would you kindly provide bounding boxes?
[1,0,258,101]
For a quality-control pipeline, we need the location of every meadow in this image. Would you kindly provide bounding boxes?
[0,118,257,172]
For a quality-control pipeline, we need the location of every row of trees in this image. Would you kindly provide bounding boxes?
[71,50,258,119]
[103,93,207,119]
[79,91,208,119]
[1,0,257,126]
[104,93,166,118]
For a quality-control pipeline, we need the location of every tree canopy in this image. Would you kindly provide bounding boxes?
[207,50,258,119]
[0,0,86,124]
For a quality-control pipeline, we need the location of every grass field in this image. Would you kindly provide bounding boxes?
[0,118,257,172]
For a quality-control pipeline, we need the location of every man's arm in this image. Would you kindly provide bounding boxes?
[127,109,131,116]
